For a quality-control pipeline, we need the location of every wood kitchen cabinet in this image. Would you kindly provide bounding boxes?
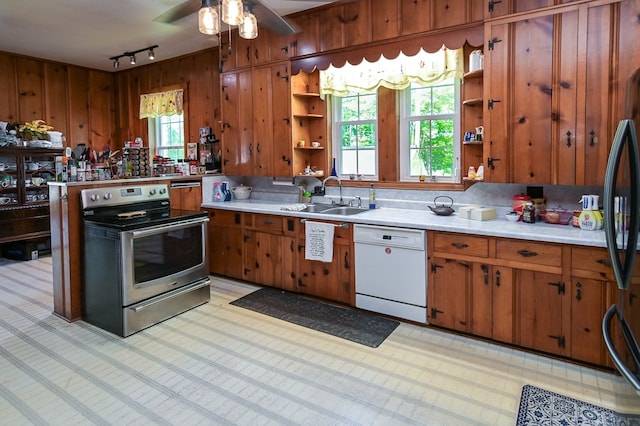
[243,214,286,287]
[429,256,471,332]
[207,209,244,280]
[470,263,514,343]
[169,180,202,211]
[484,0,640,186]
[295,219,354,304]
[221,62,292,177]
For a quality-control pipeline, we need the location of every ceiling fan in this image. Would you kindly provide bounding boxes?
[154,0,308,36]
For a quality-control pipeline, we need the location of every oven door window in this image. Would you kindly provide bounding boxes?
[131,222,204,285]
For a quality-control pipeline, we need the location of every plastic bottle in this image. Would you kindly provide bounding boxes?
[591,194,603,230]
[476,163,484,180]
[369,183,376,209]
[578,195,597,230]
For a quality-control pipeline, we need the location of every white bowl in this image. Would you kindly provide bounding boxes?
[231,186,252,200]
[505,211,520,222]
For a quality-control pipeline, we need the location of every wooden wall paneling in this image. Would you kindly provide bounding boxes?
[221,72,241,174]
[235,33,253,68]
[510,15,554,184]
[401,0,433,36]
[555,10,579,186]
[67,66,90,147]
[43,62,69,137]
[238,70,254,176]
[290,10,319,57]
[342,0,372,47]
[88,70,115,150]
[0,54,18,122]
[318,5,346,52]
[189,51,220,143]
[469,0,485,23]
[432,0,468,30]
[371,0,401,42]
[377,87,398,181]
[16,57,45,124]
[513,0,555,14]
[113,72,134,147]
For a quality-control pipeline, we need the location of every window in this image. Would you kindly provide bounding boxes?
[332,92,378,177]
[148,114,185,160]
[400,79,460,182]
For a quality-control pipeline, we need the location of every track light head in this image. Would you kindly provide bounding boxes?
[113,58,119,69]
[130,54,136,65]
[148,49,155,60]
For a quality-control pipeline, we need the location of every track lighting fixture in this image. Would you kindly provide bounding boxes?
[109,45,158,69]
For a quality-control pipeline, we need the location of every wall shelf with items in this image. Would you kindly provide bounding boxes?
[291,69,328,177]
[461,51,484,183]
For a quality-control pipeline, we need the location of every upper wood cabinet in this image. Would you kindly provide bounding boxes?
[483,0,640,186]
[221,62,292,177]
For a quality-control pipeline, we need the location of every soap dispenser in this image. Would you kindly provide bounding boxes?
[369,183,376,209]
[578,195,597,230]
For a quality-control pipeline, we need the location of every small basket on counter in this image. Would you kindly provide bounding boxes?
[539,209,573,225]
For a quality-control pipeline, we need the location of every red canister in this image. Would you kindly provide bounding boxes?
[512,194,532,214]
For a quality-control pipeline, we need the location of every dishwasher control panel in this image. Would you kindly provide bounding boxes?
[353,224,425,250]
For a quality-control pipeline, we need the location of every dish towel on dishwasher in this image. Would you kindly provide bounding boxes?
[305,221,334,262]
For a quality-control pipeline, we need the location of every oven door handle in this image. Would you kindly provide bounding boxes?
[129,217,209,238]
[130,278,211,312]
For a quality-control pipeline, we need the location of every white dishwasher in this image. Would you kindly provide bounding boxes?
[354,224,427,323]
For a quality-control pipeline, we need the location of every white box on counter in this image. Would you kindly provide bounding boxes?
[458,205,497,221]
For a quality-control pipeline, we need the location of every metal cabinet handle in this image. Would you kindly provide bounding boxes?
[517,249,538,257]
[495,270,501,287]
[548,335,566,348]
[481,264,489,285]
[576,282,582,301]
[548,281,566,295]
[566,130,572,147]
[451,242,469,249]
[596,258,612,267]
[590,130,596,147]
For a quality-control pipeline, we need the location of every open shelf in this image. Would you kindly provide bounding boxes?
[293,92,321,98]
[293,113,324,119]
[463,69,484,80]
[462,98,483,106]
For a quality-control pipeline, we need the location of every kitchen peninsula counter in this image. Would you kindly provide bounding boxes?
[202,200,609,248]
[48,176,206,322]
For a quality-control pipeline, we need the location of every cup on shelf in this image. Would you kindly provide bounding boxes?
[298,140,306,147]
[311,141,320,148]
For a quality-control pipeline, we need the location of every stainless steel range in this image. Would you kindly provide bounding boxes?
[80,183,210,337]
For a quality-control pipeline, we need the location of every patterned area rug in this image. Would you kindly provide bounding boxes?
[516,385,640,425]
[230,288,400,348]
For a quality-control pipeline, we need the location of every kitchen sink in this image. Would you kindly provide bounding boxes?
[300,204,368,215]
[301,203,334,213]
[321,206,368,216]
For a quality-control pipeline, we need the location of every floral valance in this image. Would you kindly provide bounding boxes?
[139,89,184,119]
[320,46,464,97]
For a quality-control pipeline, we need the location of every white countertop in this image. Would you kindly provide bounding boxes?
[202,200,609,248]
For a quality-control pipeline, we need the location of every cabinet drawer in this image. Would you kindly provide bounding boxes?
[208,209,242,227]
[301,220,352,242]
[572,246,640,277]
[496,240,561,267]
[246,213,283,233]
[433,233,488,257]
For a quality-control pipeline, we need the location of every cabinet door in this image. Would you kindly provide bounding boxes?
[270,63,293,176]
[252,67,274,176]
[571,278,608,365]
[517,270,567,356]
[208,210,243,279]
[428,257,469,332]
[221,72,253,176]
[169,185,202,211]
[243,230,283,287]
[471,263,514,343]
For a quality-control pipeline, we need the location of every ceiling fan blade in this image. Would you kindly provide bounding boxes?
[248,0,298,35]
[154,0,202,24]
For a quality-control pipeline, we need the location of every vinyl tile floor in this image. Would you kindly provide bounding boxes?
[1,256,639,426]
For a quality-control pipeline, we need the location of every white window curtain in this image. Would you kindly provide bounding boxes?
[320,46,464,96]
[139,89,184,119]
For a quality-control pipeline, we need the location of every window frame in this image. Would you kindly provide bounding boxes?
[399,78,462,183]
[331,92,379,179]
[148,113,185,161]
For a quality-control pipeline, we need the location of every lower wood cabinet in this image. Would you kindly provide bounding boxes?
[207,209,354,305]
[429,231,619,368]
[295,220,353,304]
[207,209,244,280]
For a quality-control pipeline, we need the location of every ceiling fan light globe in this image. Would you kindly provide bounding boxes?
[221,0,243,26]
[239,12,258,39]
[198,6,219,35]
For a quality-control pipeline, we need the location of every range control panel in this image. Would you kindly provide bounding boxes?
[80,184,169,209]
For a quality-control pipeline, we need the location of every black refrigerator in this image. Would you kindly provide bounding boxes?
[602,68,640,396]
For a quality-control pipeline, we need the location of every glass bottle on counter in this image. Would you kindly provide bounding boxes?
[522,201,536,223]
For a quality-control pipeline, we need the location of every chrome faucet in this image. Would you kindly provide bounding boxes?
[322,175,344,206]
[349,196,362,208]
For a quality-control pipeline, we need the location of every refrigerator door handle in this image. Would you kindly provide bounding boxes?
[602,304,640,394]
